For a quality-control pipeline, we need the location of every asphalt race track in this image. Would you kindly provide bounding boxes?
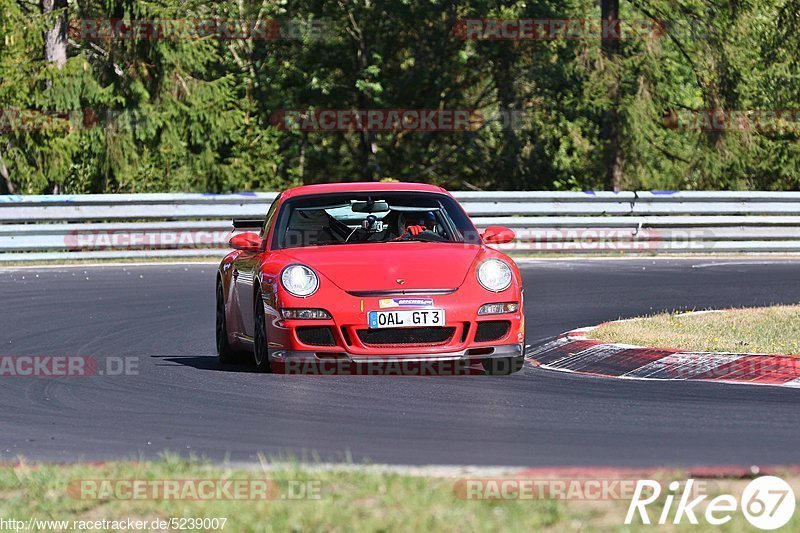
[2,258,800,467]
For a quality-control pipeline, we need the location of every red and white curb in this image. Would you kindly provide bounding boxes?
[527,320,800,388]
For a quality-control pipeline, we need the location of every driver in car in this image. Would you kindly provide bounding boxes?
[397,211,436,237]
[351,209,438,242]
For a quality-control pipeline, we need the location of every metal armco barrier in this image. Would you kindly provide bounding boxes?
[1,191,800,261]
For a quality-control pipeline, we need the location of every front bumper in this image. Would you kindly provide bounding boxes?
[269,342,523,364]
[265,284,524,358]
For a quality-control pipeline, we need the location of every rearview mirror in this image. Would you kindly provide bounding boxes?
[482,226,515,244]
[229,232,263,252]
[352,200,389,213]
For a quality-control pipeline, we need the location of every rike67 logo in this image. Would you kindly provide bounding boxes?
[626,476,795,530]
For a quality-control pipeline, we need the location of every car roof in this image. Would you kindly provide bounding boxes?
[280,182,449,200]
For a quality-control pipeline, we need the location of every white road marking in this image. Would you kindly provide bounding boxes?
[545,344,637,371]
[0,261,217,271]
[781,377,800,388]
[692,260,800,268]
[623,352,744,379]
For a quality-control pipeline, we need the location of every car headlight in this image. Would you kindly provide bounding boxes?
[281,264,319,297]
[478,302,519,315]
[281,308,331,319]
[477,259,512,292]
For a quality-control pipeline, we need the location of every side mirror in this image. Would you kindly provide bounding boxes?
[482,226,515,244]
[229,232,263,252]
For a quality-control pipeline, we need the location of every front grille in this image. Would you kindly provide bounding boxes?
[297,326,336,346]
[357,327,456,347]
[474,321,511,342]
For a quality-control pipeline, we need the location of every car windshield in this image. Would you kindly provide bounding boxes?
[274,192,481,249]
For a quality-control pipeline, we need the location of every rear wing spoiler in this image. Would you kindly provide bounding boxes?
[232,218,263,229]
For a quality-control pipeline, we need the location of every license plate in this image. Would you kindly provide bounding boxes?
[368,309,445,329]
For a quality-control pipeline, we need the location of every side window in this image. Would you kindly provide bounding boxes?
[260,194,282,241]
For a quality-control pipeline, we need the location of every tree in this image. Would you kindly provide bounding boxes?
[600,0,623,191]
[41,0,68,68]
[0,0,798,194]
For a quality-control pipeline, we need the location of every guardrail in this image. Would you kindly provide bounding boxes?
[1,191,800,261]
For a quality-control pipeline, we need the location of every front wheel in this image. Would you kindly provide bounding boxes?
[482,355,524,375]
[253,290,272,373]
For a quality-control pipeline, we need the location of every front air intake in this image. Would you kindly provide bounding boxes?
[357,327,455,347]
[474,321,511,343]
[297,326,336,346]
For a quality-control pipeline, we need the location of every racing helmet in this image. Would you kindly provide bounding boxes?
[397,211,436,234]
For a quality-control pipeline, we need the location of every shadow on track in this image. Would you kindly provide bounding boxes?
[152,354,495,376]
[152,355,259,373]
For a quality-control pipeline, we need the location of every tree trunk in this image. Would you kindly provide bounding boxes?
[600,0,623,191]
[0,147,14,194]
[493,50,525,189]
[41,0,68,69]
[347,6,376,182]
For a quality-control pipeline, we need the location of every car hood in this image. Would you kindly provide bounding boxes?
[282,243,482,292]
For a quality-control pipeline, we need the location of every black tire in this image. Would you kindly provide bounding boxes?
[216,282,236,363]
[482,355,524,375]
[253,290,272,373]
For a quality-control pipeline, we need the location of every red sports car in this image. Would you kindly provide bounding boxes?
[215,182,525,375]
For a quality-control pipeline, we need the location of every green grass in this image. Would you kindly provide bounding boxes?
[0,458,567,532]
[3,458,800,532]
[590,305,800,355]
